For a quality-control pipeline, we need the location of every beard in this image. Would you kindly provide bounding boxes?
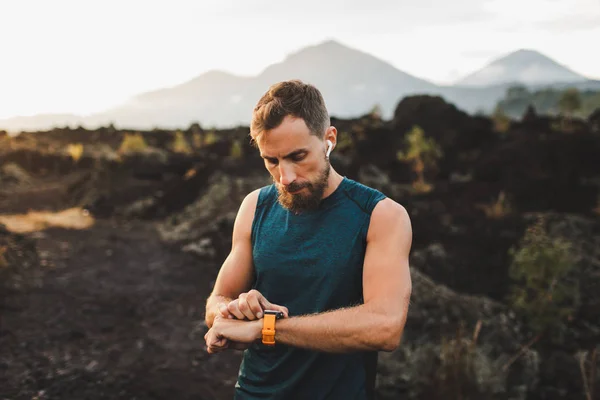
[275,157,331,214]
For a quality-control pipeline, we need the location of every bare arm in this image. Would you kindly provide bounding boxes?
[273,199,413,353]
[204,189,259,328]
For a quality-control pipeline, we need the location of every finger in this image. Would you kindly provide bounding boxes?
[208,341,229,353]
[211,337,229,351]
[213,337,228,348]
[238,294,257,320]
[218,303,231,319]
[245,293,263,319]
[257,296,289,318]
[227,300,246,320]
[206,335,228,351]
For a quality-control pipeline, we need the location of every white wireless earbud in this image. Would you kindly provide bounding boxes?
[326,140,333,157]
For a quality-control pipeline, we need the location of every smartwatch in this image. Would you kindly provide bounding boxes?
[262,310,284,346]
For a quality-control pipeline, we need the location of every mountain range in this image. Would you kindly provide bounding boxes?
[2,40,599,133]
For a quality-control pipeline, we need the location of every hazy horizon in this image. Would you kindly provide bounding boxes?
[1,0,599,120]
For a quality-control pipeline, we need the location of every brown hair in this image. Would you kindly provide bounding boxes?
[250,80,330,145]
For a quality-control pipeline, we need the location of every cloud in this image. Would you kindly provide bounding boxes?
[537,13,600,33]
[213,0,497,32]
[483,0,600,33]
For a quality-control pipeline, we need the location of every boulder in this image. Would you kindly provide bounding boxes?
[377,267,535,400]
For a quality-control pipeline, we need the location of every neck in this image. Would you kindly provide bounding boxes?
[321,168,344,199]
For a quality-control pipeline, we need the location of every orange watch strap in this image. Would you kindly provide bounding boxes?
[262,313,277,345]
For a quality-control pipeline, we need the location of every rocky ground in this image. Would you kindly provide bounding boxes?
[1,96,599,399]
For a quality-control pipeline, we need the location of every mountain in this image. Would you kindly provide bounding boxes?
[0,42,596,133]
[89,40,437,129]
[0,114,84,134]
[85,70,253,130]
[455,49,587,87]
[0,40,440,133]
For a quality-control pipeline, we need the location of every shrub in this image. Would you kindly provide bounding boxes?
[204,131,218,146]
[172,130,192,154]
[230,140,243,159]
[508,215,579,339]
[118,133,148,154]
[477,191,513,219]
[492,105,511,133]
[66,143,84,162]
[397,125,442,193]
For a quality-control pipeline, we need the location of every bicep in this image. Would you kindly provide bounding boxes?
[362,199,413,316]
[211,189,260,299]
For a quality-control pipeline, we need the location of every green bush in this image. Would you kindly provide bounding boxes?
[397,125,442,193]
[508,216,579,339]
[172,130,192,154]
[118,133,148,154]
[230,140,243,159]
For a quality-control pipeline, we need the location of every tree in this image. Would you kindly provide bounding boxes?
[558,88,582,117]
[397,125,442,193]
[492,105,511,133]
[522,104,537,122]
[369,104,383,120]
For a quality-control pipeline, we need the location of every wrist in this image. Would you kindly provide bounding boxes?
[253,319,263,341]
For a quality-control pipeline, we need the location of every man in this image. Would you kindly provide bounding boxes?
[204,80,412,400]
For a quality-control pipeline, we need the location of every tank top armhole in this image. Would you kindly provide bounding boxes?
[364,191,387,214]
[358,191,387,241]
[255,184,277,209]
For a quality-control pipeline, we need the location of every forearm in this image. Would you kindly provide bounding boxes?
[205,294,233,328]
[274,304,405,353]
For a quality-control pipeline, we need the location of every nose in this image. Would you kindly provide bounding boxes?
[279,163,296,186]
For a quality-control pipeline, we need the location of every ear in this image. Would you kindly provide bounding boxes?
[325,125,337,147]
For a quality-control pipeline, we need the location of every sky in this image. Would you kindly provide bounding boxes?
[1,0,599,119]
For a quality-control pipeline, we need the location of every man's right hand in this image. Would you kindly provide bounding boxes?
[220,289,289,321]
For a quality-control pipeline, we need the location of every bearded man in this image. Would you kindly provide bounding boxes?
[204,79,413,400]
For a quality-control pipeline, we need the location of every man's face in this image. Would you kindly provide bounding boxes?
[256,116,332,213]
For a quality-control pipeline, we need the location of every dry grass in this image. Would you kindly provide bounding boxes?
[0,207,94,233]
[477,191,513,219]
[412,180,434,194]
[66,143,84,162]
[118,132,148,154]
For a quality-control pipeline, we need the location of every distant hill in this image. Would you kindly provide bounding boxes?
[83,40,438,130]
[455,49,587,87]
[1,41,597,133]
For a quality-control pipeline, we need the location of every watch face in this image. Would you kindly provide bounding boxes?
[264,310,284,319]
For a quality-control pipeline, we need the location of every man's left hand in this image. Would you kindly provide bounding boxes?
[205,318,262,353]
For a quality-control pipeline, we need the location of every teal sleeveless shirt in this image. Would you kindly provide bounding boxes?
[234,177,387,400]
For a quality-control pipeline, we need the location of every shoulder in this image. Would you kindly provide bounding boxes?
[367,198,412,243]
[371,198,410,223]
[340,178,387,215]
[241,187,262,209]
[238,184,276,212]
[234,186,269,231]
[236,183,280,223]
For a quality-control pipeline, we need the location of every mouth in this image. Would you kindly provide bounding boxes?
[285,185,307,195]
[287,188,304,195]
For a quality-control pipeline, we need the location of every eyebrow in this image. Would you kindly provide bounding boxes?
[261,148,309,160]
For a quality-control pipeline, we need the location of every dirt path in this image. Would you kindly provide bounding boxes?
[1,218,243,400]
